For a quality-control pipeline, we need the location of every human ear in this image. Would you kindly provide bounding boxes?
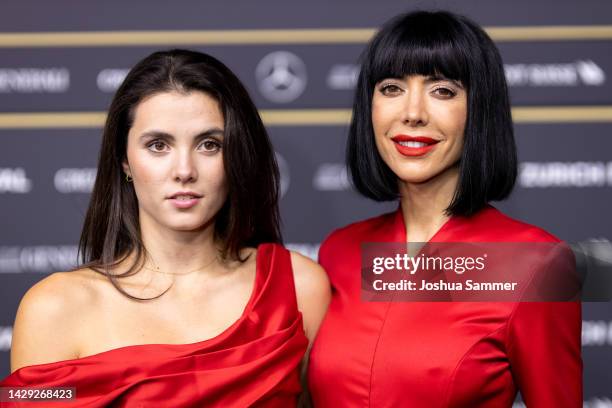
[122,159,131,178]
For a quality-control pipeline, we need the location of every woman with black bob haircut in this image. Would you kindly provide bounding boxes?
[348,10,516,215]
[308,11,581,407]
[2,49,330,407]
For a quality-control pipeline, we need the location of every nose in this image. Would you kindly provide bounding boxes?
[172,149,198,184]
[401,88,428,127]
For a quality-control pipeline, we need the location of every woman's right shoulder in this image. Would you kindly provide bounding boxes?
[10,269,104,371]
[18,269,103,316]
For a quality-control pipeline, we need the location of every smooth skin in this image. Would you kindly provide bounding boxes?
[11,90,330,372]
[372,74,467,242]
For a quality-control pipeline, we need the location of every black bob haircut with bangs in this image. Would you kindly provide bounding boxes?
[347,10,516,216]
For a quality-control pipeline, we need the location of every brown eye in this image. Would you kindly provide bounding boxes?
[147,141,168,152]
[198,139,221,153]
[432,87,456,98]
[379,83,402,96]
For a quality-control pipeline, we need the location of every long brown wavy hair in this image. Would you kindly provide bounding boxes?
[78,49,282,299]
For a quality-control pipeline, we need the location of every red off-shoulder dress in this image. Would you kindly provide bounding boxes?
[1,243,308,407]
[308,206,582,407]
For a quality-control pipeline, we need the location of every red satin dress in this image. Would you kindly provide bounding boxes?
[308,206,582,407]
[1,243,308,407]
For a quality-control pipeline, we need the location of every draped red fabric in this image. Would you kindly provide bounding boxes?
[308,205,582,407]
[1,243,308,407]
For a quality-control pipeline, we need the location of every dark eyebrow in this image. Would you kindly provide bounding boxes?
[139,127,225,142]
[425,75,464,89]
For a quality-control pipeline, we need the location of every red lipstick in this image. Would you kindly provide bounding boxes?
[390,135,439,157]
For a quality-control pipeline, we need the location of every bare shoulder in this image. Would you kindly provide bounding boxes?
[290,251,330,299]
[289,251,331,342]
[10,269,101,372]
[17,269,101,317]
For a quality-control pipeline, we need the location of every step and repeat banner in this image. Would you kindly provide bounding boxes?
[0,0,611,404]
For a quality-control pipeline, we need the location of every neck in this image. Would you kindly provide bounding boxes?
[137,215,221,278]
[399,165,459,242]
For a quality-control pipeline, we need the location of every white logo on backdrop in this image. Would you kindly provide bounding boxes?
[515,399,612,408]
[97,69,129,92]
[0,168,32,193]
[313,163,350,191]
[0,246,79,273]
[0,68,69,93]
[519,161,612,188]
[275,152,290,198]
[576,60,607,85]
[583,320,612,346]
[54,168,97,193]
[504,60,606,87]
[326,60,606,90]
[584,398,612,408]
[327,64,359,90]
[0,327,12,351]
[256,51,307,103]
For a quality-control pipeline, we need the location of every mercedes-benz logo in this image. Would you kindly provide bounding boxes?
[256,51,307,103]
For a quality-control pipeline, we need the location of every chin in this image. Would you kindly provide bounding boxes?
[167,223,209,233]
[392,168,440,185]
[164,215,213,232]
[391,161,459,186]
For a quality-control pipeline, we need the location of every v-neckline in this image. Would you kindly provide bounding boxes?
[391,204,457,244]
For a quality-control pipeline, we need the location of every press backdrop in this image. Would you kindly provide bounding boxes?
[0,0,611,404]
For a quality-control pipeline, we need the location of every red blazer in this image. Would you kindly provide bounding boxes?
[308,205,582,407]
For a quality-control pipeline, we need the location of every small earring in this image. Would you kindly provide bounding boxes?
[125,174,133,182]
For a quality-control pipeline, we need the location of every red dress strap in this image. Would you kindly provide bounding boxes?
[1,243,308,407]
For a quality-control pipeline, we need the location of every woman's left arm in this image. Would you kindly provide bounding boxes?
[290,251,331,345]
[506,300,582,407]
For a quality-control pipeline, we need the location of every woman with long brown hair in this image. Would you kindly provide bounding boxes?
[2,49,329,407]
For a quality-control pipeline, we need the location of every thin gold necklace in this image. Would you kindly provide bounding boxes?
[142,254,220,276]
